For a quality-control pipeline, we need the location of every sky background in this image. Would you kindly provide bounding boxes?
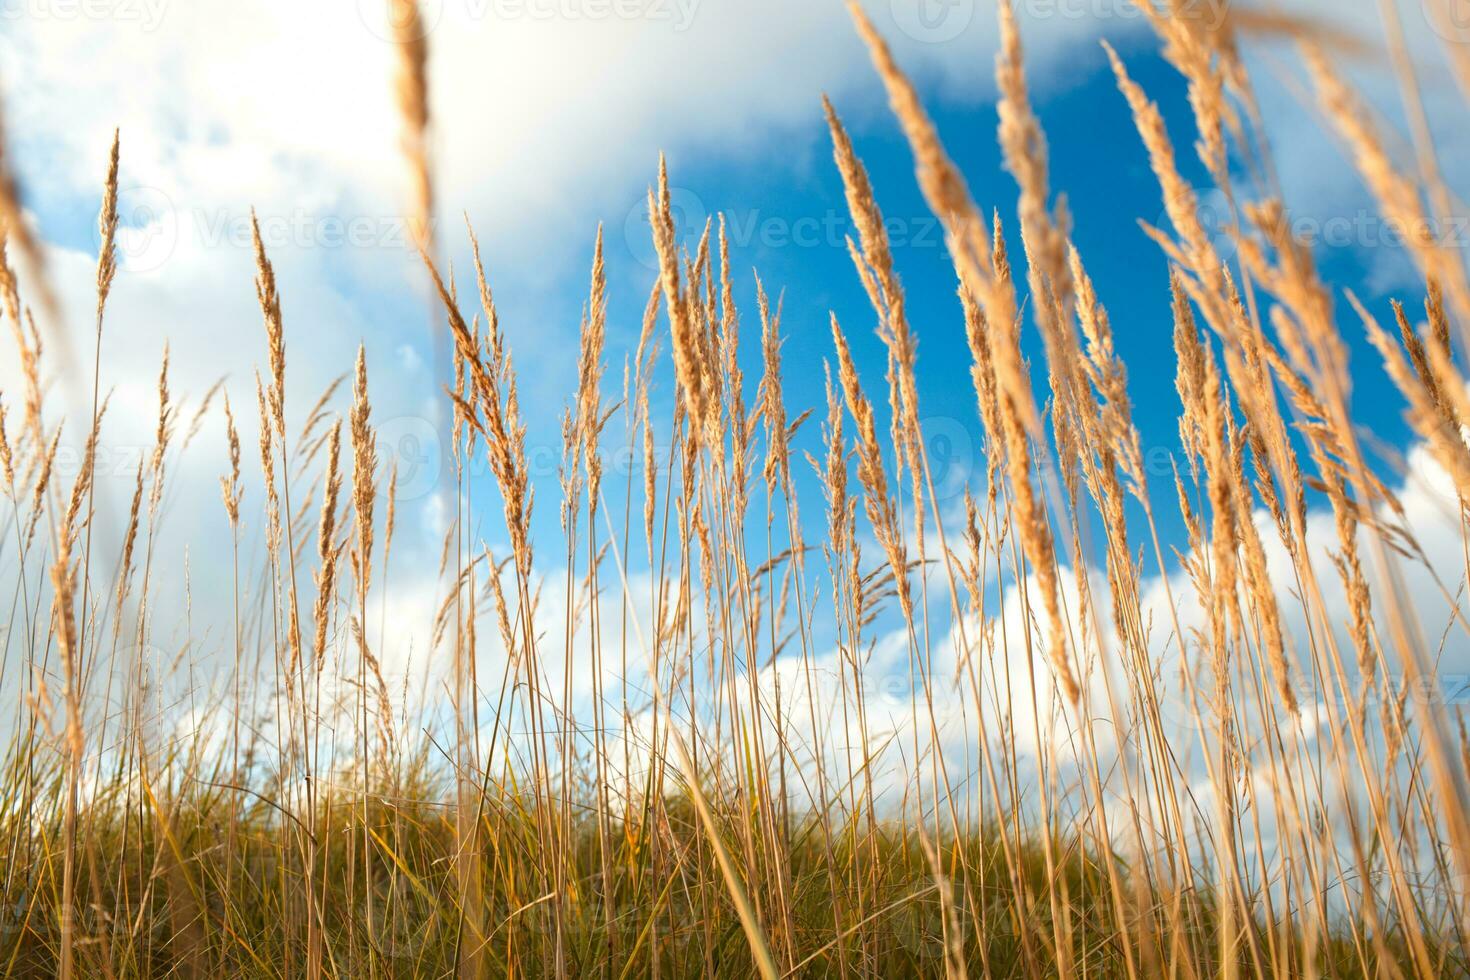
[2,0,1469,714]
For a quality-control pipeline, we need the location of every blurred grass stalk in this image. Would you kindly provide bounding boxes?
[1,0,1469,976]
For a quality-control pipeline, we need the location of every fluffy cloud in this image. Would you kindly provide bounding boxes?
[5,6,1469,895]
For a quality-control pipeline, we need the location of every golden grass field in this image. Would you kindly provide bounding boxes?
[3,0,1470,976]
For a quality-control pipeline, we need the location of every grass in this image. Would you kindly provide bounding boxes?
[3,0,1470,976]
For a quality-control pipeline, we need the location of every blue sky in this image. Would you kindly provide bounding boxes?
[0,0,1465,662]
[406,10,1441,557]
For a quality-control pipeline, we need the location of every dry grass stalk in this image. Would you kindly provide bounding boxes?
[1303,45,1470,343]
[0,89,60,335]
[350,347,377,593]
[844,6,1079,704]
[0,401,13,492]
[423,231,534,578]
[651,159,712,443]
[4,5,1470,978]
[95,129,120,315]
[389,0,433,253]
[830,315,910,618]
[312,421,343,667]
[252,213,287,436]
[220,394,242,528]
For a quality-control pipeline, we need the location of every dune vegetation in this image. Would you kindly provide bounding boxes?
[3,1,1470,976]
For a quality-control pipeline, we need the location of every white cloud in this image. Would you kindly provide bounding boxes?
[0,0,1120,600]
